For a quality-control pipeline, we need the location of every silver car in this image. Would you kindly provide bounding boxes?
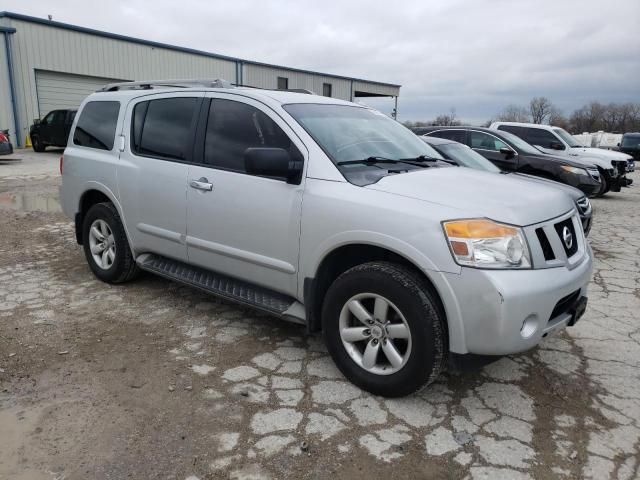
[60,80,593,397]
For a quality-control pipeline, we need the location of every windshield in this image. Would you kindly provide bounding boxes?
[496,130,541,155]
[621,135,640,149]
[283,104,443,163]
[437,143,500,173]
[553,128,582,147]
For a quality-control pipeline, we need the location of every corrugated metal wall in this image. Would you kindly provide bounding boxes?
[1,16,400,145]
[7,18,237,144]
[0,33,14,140]
[243,64,353,100]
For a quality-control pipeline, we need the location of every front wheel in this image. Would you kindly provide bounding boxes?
[322,262,447,397]
[31,135,45,152]
[595,169,610,197]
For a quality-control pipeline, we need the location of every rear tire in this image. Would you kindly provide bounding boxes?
[31,135,45,152]
[82,202,139,284]
[322,261,447,397]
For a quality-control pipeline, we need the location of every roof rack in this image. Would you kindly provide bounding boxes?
[98,78,234,92]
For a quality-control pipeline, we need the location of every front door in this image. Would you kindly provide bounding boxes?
[186,95,306,296]
[117,93,203,261]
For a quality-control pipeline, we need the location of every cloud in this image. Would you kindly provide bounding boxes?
[5,0,639,122]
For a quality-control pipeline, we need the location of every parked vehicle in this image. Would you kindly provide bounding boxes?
[29,109,77,152]
[60,80,592,397]
[0,129,13,156]
[490,122,633,193]
[417,126,602,198]
[420,136,592,235]
[618,133,640,163]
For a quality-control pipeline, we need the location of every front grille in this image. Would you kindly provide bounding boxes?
[576,197,590,215]
[536,228,555,261]
[613,161,627,176]
[554,218,579,258]
[550,289,580,321]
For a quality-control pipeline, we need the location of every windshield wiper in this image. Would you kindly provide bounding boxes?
[399,155,458,166]
[337,156,401,166]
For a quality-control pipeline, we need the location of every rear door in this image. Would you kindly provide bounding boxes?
[185,94,306,296]
[117,92,203,262]
[469,130,517,170]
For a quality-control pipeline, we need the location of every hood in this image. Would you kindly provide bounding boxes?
[366,167,575,226]
[537,146,631,166]
[512,173,583,201]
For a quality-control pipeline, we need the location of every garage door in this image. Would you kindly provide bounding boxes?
[35,70,128,117]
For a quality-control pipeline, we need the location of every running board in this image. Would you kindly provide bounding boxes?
[136,253,305,324]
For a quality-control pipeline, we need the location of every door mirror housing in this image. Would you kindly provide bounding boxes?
[499,147,516,158]
[33,118,41,125]
[244,148,302,184]
[550,142,565,150]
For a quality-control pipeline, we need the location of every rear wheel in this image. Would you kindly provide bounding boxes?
[31,135,45,152]
[82,202,139,284]
[322,261,446,397]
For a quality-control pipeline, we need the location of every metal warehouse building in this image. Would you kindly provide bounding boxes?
[0,11,400,146]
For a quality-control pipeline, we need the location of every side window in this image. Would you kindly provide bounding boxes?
[41,111,57,126]
[73,101,120,150]
[433,130,466,144]
[470,131,507,151]
[526,128,560,149]
[132,97,198,161]
[498,125,526,137]
[204,99,300,174]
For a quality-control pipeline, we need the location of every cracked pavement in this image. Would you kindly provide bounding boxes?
[0,150,638,479]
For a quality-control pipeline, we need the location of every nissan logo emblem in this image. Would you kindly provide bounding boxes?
[562,226,573,250]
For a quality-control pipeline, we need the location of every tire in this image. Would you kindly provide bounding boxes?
[31,135,46,152]
[321,261,447,397]
[82,202,139,284]
[595,169,610,197]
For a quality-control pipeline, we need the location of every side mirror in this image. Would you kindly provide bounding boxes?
[550,142,564,150]
[617,142,621,147]
[33,118,41,125]
[499,147,515,158]
[244,147,302,184]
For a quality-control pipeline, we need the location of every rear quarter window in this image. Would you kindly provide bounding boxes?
[73,101,120,151]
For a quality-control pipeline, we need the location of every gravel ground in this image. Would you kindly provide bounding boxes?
[1,150,638,480]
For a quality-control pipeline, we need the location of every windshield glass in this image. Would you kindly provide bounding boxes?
[553,128,582,147]
[437,143,500,172]
[621,135,640,148]
[283,104,443,163]
[496,130,541,155]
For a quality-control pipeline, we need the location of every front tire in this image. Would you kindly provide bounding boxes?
[595,168,610,197]
[82,202,139,284]
[322,262,447,397]
[31,135,45,152]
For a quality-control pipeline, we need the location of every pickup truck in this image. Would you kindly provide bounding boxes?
[30,109,77,152]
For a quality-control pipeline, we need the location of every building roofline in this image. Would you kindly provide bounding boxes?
[0,11,401,89]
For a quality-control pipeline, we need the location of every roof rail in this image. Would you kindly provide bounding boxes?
[98,78,234,92]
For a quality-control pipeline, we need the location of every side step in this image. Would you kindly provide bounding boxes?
[137,253,304,323]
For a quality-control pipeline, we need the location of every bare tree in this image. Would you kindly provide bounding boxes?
[529,97,554,124]
[434,107,460,126]
[496,105,530,122]
[548,108,570,130]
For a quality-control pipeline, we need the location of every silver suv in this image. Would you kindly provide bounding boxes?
[60,80,593,397]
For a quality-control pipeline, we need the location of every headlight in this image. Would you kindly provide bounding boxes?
[443,219,531,269]
[561,165,589,176]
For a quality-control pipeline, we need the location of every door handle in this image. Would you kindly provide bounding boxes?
[189,177,213,191]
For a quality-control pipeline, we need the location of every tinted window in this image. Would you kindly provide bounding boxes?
[437,143,500,172]
[73,101,120,151]
[42,110,65,126]
[526,128,560,149]
[204,99,299,173]
[470,131,508,151]
[497,125,528,137]
[133,97,198,160]
[430,130,466,144]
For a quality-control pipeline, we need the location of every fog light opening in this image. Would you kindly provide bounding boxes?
[520,315,539,339]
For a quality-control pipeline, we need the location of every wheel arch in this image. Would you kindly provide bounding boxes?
[304,243,449,343]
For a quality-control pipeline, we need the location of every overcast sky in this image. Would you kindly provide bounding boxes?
[4,0,640,122]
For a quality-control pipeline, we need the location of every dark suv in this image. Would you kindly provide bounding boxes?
[29,109,77,152]
[619,133,640,163]
[415,126,602,197]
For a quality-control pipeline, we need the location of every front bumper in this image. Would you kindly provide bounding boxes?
[441,246,593,356]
